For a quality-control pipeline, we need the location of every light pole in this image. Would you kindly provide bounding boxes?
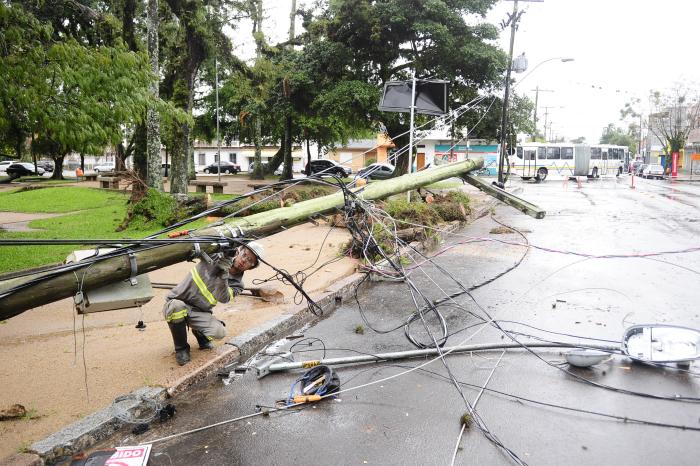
[531,86,553,139]
[513,57,574,90]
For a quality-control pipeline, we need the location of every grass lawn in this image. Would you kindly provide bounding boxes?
[0,187,205,274]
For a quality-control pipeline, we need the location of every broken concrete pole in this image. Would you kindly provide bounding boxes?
[0,158,484,320]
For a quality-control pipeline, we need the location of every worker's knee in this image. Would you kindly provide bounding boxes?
[209,320,227,340]
[163,299,190,324]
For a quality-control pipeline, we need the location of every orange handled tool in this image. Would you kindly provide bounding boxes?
[291,395,322,404]
[168,230,190,238]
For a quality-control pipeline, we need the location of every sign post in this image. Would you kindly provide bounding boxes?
[672,151,679,178]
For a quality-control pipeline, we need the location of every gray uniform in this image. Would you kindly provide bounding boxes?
[163,255,244,341]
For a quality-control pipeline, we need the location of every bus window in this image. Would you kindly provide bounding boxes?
[611,149,618,160]
[546,147,560,159]
[524,150,536,160]
[602,151,608,160]
[537,147,546,159]
[591,147,601,159]
[516,147,523,159]
[561,147,574,159]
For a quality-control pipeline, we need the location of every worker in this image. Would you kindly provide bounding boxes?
[163,241,265,366]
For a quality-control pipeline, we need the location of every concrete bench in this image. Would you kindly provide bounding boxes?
[189,180,226,194]
[98,176,119,189]
[247,182,283,192]
[84,174,98,182]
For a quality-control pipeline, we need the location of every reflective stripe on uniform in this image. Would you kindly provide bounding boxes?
[191,267,217,306]
[166,309,188,322]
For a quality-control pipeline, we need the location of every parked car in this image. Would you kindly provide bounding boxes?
[642,164,665,179]
[304,159,352,177]
[6,162,45,178]
[630,160,644,175]
[37,160,54,172]
[0,160,14,173]
[202,160,240,174]
[355,162,395,180]
[93,162,116,173]
[635,164,647,176]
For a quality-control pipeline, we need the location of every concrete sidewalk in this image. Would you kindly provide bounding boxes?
[0,184,500,465]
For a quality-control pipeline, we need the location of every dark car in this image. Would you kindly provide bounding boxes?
[630,160,644,175]
[304,159,351,177]
[6,162,45,178]
[37,160,54,172]
[202,160,240,174]
[355,163,395,180]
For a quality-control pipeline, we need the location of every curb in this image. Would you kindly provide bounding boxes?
[21,189,504,465]
[29,387,166,465]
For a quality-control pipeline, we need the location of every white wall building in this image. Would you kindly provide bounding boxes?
[188,141,305,173]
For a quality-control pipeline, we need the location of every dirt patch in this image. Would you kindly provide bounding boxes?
[0,222,354,458]
[489,226,514,234]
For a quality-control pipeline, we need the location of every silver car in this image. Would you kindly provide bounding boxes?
[642,164,665,179]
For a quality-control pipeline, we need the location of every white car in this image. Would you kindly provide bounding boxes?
[0,160,13,173]
[93,162,116,173]
[642,164,665,179]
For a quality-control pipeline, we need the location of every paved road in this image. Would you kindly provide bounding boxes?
[109,176,700,465]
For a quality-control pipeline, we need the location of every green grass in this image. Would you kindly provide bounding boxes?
[0,186,121,213]
[0,186,217,273]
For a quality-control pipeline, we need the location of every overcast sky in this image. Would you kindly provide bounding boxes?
[235,1,700,144]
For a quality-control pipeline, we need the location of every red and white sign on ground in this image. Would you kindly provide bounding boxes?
[105,445,152,466]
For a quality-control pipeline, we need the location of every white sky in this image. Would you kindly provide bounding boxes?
[232,0,700,144]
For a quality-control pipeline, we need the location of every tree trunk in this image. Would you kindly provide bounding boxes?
[51,155,65,180]
[146,0,163,190]
[265,139,284,174]
[251,116,264,179]
[281,115,293,180]
[80,153,85,172]
[132,123,148,180]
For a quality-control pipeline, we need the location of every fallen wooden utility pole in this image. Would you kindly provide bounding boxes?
[461,174,546,219]
[0,158,496,320]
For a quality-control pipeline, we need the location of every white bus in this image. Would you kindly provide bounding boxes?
[513,143,591,182]
[589,144,628,177]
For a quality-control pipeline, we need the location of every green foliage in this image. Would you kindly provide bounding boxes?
[125,188,180,230]
[383,197,442,226]
[600,123,638,154]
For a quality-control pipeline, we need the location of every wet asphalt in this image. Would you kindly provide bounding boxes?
[109,175,700,465]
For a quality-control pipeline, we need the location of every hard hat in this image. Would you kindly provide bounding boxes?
[244,241,265,268]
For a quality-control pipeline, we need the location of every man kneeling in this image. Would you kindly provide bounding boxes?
[163,242,264,366]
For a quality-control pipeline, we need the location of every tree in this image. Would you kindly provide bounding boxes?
[0,2,155,179]
[571,136,586,144]
[297,0,506,176]
[146,0,163,190]
[599,123,637,154]
[648,86,700,167]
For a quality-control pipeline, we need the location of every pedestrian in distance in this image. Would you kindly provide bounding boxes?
[163,241,265,366]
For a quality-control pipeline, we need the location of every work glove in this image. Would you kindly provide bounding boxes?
[217,256,234,278]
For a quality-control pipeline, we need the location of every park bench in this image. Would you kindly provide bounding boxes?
[84,174,98,182]
[189,180,226,194]
[98,176,119,189]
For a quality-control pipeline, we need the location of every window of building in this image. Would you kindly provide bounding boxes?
[198,153,206,165]
[214,153,220,162]
[229,153,237,163]
[546,147,561,159]
[561,147,574,159]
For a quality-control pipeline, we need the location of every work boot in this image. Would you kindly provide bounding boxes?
[192,329,214,350]
[168,322,191,366]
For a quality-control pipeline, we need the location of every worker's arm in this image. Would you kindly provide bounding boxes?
[227,272,244,296]
[197,258,235,304]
